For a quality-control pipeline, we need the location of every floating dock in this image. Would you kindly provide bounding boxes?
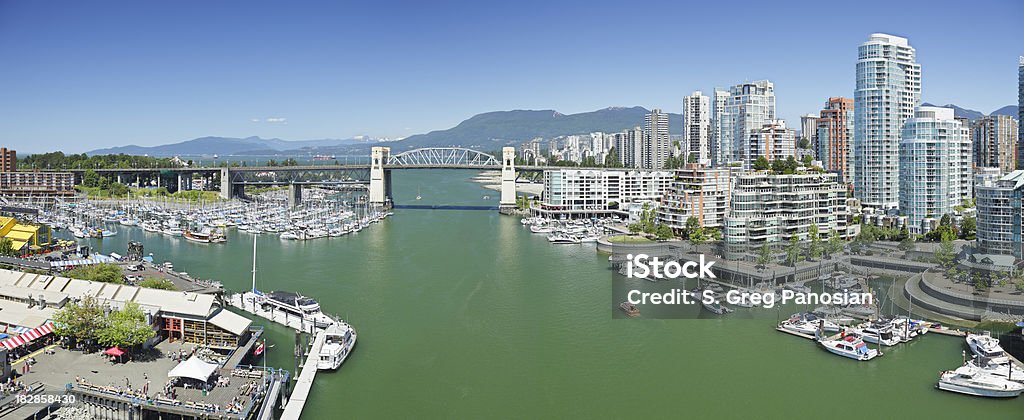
[280,329,328,420]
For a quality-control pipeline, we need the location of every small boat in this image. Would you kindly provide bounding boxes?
[852,322,901,346]
[819,334,879,361]
[619,301,640,317]
[183,228,225,244]
[937,365,1024,398]
[547,234,581,244]
[530,225,554,234]
[967,332,1009,364]
[968,356,1024,383]
[702,300,732,315]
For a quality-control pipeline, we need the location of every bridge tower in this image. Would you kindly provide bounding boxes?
[499,147,516,212]
[369,146,391,207]
[288,183,302,208]
[219,168,232,200]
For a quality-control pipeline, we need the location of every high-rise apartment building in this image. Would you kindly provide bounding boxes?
[1018,56,1023,168]
[711,89,731,167]
[748,120,796,163]
[614,127,644,169]
[726,81,776,167]
[683,91,711,165]
[0,148,16,173]
[976,170,1024,258]
[898,107,971,234]
[815,97,855,183]
[973,115,1019,173]
[799,114,818,148]
[854,33,921,210]
[643,109,670,169]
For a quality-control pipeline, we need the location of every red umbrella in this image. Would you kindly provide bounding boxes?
[103,346,125,357]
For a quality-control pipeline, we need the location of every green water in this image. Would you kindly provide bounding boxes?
[80,170,1022,419]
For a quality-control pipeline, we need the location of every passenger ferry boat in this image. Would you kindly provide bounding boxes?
[318,321,357,370]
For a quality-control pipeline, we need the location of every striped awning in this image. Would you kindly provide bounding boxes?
[1,322,54,350]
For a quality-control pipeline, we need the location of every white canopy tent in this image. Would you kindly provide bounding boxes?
[167,356,219,382]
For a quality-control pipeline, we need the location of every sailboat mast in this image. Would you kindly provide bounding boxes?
[251,234,258,293]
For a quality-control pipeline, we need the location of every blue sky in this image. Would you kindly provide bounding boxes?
[1,0,1021,153]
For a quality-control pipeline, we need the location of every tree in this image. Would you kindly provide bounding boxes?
[798,137,811,150]
[785,235,803,266]
[628,223,642,234]
[898,235,916,252]
[755,244,773,269]
[826,231,843,257]
[64,263,125,284]
[683,216,701,239]
[0,237,16,256]
[935,238,956,268]
[138,277,176,290]
[655,224,674,240]
[96,302,155,349]
[108,182,129,197]
[960,216,976,240]
[801,154,813,166]
[53,296,106,343]
[753,156,771,171]
[82,169,101,188]
[939,214,952,227]
[808,225,823,260]
[604,148,622,168]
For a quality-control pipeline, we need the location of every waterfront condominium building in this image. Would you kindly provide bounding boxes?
[655,164,731,230]
[683,91,711,165]
[726,81,776,167]
[815,97,855,184]
[723,170,852,244]
[854,33,921,210]
[642,109,671,169]
[748,120,796,163]
[976,170,1024,258]
[973,115,1019,173]
[711,89,732,167]
[614,126,644,169]
[898,107,971,234]
[537,169,672,216]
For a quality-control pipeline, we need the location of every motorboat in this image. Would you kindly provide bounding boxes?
[547,234,581,244]
[183,228,225,244]
[259,290,335,329]
[819,334,879,361]
[530,225,554,234]
[967,332,1009,365]
[317,321,357,370]
[937,365,1024,398]
[968,356,1024,383]
[619,301,640,317]
[851,323,901,346]
[702,300,732,315]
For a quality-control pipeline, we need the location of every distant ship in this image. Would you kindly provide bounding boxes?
[213,154,219,159]
[313,154,336,161]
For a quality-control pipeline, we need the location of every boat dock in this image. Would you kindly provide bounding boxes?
[280,329,328,419]
[228,292,322,334]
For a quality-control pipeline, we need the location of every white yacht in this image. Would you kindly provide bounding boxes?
[967,332,1009,364]
[530,225,554,234]
[851,322,901,346]
[258,290,335,329]
[819,334,879,361]
[968,356,1024,383]
[317,321,357,370]
[937,365,1024,398]
[702,300,732,315]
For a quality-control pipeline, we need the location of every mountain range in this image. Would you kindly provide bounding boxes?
[920,103,1017,121]
[86,104,1014,156]
[87,136,380,156]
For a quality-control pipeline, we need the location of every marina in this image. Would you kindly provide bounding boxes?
[0,169,1021,417]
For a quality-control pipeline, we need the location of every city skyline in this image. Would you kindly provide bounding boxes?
[0,0,1021,154]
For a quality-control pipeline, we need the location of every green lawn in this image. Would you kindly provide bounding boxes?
[607,235,653,244]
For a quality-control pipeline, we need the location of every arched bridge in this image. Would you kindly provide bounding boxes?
[387,147,500,168]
